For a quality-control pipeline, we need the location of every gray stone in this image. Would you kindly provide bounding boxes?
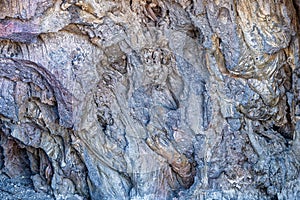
[0,0,299,199]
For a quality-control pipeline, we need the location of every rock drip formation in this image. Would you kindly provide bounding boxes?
[0,0,299,199]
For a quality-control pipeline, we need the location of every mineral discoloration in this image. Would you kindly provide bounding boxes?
[0,0,299,199]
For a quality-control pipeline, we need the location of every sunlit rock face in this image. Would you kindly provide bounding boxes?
[0,0,299,199]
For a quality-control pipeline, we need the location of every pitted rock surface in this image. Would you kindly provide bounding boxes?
[0,0,299,199]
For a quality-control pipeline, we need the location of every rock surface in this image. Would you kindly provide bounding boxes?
[0,0,299,199]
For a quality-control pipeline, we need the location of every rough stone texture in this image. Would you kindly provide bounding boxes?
[0,0,299,199]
